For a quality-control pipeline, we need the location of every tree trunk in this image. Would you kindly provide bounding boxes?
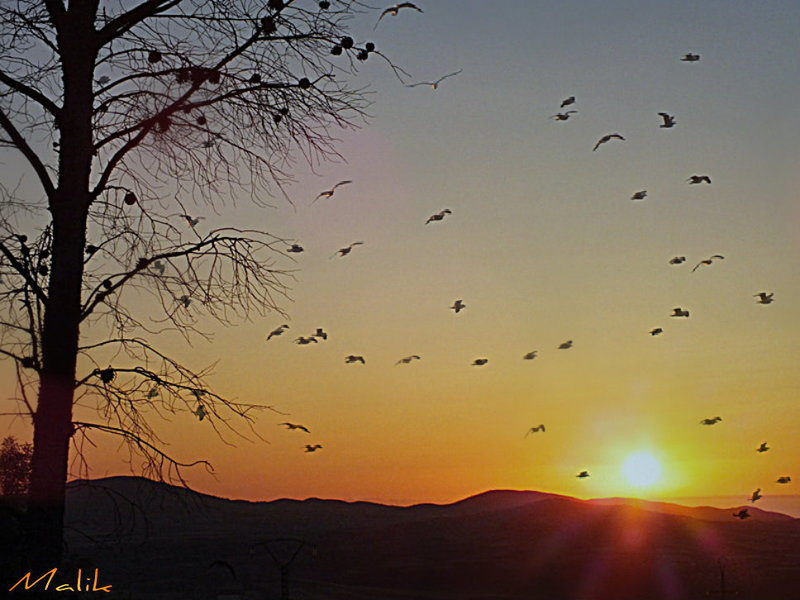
[26,4,97,569]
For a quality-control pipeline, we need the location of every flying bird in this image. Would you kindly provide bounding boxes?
[96,75,110,85]
[754,292,774,304]
[593,134,625,151]
[345,355,366,364]
[396,355,421,365]
[649,328,663,336]
[304,444,323,453]
[426,209,452,224]
[681,53,700,62]
[732,508,750,520]
[450,299,466,313]
[669,256,686,265]
[313,180,352,203]
[472,358,488,366]
[671,307,689,318]
[558,340,573,350]
[750,488,762,503]
[658,112,676,128]
[152,259,166,275]
[777,476,792,484]
[280,422,310,433]
[295,336,318,345]
[551,110,577,121]
[687,175,712,184]
[193,404,207,421]
[525,425,546,436]
[332,241,364,258]
[700,416,722,425]
[267,324,289,340]
[756,442,769,453]
[576,471,590,478]
[313,328,328,340]
[287,243,304,253]
[692,255,724,272]
[375,3,423,28]
[631,190,647,200]
[208,560,237,580]
[407,69,462,90]
[523,351,538,360]
[180,214,203,227]
[561,96,576,108]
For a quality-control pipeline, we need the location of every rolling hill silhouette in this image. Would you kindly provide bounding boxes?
[57,477,800,600]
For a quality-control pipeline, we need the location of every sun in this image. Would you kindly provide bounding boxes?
[622,452,662,487]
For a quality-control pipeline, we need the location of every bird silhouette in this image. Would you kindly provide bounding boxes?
[345,355,366,364]
[558,340,573,349]
[756,442,769,453]
[208,560,237,580]
[295,336,318,345]
[472,358,488,366]
[658,112,676,128]
[551,110,577,121]
[450,299,466,313]
[280,422,310,433]
[396,355,421,365]
[313,180,352,203]
[561,96,576,108]
[407,69,462,90]
[375,2,423,28]
[152,259,166,275]
[700,416,722,425]
[777,476,792,484]
[313,328,328,340]
[96,75,110,85]
[754,292,774,304]
[146,387,159,399]
[523,351,538,360]
[525,424,546,436]
[671,307,689,318]
[692,255,724,272]
[631,190,647,200]
[304,444,323,453]
[177,295,191,308]
[669,256,686,265]
[332,241,364,258]
[267,324,289,340]
[750,488,762,503]
[681,53,700,62]
[180,214,203,227]
[593,134,625,151]
[426,209,452,223]
[732,508,750,520]
[287,243,304,253]
[649,328,663,336]
[576,471,590,478]
[193,404,207,421]
[687,175,712,184]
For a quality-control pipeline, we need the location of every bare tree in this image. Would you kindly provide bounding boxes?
[0,0,395,567]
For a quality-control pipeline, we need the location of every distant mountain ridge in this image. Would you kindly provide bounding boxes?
[59,477,800,600]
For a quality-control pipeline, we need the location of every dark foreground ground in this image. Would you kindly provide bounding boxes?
[4,477,800,599]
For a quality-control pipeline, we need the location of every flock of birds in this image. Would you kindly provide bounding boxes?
[159,25,786,516]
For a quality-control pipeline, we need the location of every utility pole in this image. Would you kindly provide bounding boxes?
[253,537,311,600]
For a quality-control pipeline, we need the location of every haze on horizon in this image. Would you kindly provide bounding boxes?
[2,1,799,510]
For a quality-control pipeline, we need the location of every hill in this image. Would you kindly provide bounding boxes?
[50,477,800,600]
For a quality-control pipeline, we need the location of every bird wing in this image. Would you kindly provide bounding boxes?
[435,69,463,84]
[333,180,352,190]
[399,2,423,11]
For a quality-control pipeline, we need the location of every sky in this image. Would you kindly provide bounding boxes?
[2,1,800,509]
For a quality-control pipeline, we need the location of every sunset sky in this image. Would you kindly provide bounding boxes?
[2,1,799,510]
